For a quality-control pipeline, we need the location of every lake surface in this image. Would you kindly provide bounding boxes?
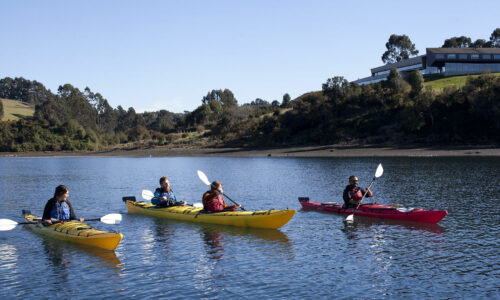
[0,156,499,299]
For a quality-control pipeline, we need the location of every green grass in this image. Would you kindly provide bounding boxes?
[424,72,500,91]
[1,98,35,121]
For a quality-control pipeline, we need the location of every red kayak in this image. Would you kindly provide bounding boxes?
[299,197,447,224]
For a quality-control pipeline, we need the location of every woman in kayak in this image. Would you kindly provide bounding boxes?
[42,185,83,224]
[202,181,240,212]
[152,176,186,207]
[343,175,373,208]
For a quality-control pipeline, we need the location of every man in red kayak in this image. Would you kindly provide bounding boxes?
[202,181,240,212]
[343,176,373,209]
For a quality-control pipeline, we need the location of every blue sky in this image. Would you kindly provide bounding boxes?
[1,0,499,113]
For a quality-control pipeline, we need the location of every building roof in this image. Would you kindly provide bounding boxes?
[352,73,387,84]
[371,55,424,73]
[427,47,500,54]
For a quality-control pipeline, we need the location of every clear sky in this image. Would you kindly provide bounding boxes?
[1,0,499,113]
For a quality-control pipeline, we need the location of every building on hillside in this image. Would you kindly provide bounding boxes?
[353,48,500,85]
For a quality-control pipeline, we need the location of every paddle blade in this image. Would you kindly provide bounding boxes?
[375,163,384,178]
[345,214,354,222]
[0,219,19,231]
[142,189,155,200]
[197,170,211,186]
[192,203,203,208]
[100,213,122,225]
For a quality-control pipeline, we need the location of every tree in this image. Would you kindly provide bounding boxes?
[281,93,291,107]
[250,98,270,108]
[490,28,500,47]
[0,100,3,119]
[442,36,472,48]
[202,89,238,107]
[381,34,419,63]
[322,76,348,102]
[385,69,405,92]
[472,39,487,48]
[406,70,424,96]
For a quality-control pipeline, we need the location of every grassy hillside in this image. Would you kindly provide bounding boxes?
[1,98,35,121]
[424,72,500,91]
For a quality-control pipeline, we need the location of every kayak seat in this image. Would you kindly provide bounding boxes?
[122,196,136,202]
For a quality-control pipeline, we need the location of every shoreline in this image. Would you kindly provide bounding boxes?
[1,144,500,158]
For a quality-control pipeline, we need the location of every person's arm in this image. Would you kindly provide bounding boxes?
[66,200,78,220]
[202,192,209,209]
[151,188,162,205]
[42,199,54,221]
[343,188,351,204]
[362,187,373,197]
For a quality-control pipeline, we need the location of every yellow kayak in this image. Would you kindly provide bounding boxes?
[22,211,122,251]
[124,198,295,229]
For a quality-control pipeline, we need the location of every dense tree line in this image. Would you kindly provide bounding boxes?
[235,71,500,146]
[1,70,499,152]
[442,28,500,48]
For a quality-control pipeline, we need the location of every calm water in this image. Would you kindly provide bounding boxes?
[0,156,499,299]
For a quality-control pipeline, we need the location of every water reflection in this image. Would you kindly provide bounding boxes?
[38,236,123,270]
[343,216,445,234]
[0,243,19,269]
[201,227,224,260]
[193,223,293,296]
[0,243,20,288]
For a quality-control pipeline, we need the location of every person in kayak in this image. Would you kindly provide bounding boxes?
[202,181,240,212]
[152,176,186,207]
[343,175,373,209]
[42,185,83,224]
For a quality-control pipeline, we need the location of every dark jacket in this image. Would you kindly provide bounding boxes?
[343,185,368,208]
[42,198,78,221]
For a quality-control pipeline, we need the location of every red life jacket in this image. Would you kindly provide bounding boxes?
[349,188,363,202]
[204,193,226,212]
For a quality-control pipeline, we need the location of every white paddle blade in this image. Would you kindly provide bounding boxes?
[0,219,19,231]
[142,189,155,200]
[375,163,384,178]
[197,170,211,186]
[192,203,203,208]
[345,214,354,222]
[100,213,122,225]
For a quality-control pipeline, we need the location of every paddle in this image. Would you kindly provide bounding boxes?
[0,213,123,231]
[196,170,246,211]
[345,163,384,222]
[141,189,203,208]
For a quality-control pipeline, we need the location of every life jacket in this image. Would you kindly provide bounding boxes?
[203,192,225,212]
[153,188,176,205]
[50,201,71,220]
[349,187,363,202]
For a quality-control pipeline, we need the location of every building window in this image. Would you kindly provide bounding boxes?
[436,54,444,59]
[494,54,500,60]
[447,54,456,59]
[482,54,491,60]
[458,54,467,59]
[471,54,479,59]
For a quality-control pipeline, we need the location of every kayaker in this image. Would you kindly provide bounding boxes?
[202,181,240,212]
[152,176,186,207]
[42,185,83,224]
[343,176,373,209]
